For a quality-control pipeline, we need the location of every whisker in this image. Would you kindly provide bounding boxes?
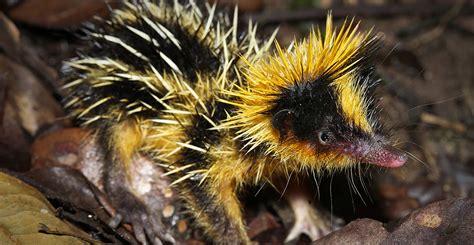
[393,140,425,151]
[396,147,430,169]
[345,169,357,213]
[311,169,321,199]
[254,181,266,197]
[407,94,464,112]
[380,42,400,66]
[329,171,335,226]
[279,171,293,200]
[358,163,372,202]
[350,166,367,206]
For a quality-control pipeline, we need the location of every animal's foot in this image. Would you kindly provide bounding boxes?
[106,183,175,244]
[284,201,342,242]
[284,181,343,242]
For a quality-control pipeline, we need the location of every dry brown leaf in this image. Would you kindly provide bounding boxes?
[0,84,31,171]
[8,0,115,28]
[0,172,89,244]
[0,12,60,92]
[0,12,20,56]
[0,55,63,136]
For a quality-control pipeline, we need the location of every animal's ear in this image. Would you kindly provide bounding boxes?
[271,109,295,140]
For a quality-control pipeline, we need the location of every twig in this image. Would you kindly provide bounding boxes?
[38,223,102,244]
[405,1,465,48]
[243,3,474,25]
[420,112,467,134]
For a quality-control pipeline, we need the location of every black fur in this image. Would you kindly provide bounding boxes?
[268,36,383,149]
[87,5,222,81]
[180,100,231,170]
[179,180,242,242]
[270,78,370,150]
[63,3,230,126]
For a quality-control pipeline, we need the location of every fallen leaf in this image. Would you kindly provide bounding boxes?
[8,0,118,29]
[0,55,63,136]
[0,171,89,244]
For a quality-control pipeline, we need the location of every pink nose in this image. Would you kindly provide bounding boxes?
[343,139,408,168]
[362,144,408,168]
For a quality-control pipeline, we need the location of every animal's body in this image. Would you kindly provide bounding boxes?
[63,1,407,243]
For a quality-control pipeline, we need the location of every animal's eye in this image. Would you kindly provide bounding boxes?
[318,131,330,145]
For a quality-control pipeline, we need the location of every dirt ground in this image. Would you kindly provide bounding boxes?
[0,0,472,244]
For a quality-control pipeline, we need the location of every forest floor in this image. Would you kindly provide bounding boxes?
[0,0,473,244]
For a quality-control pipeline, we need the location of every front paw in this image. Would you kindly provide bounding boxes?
[107,185,175,245]
[104,154,178,244]
[284,202,343,242]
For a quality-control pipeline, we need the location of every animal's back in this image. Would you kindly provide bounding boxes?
[64,1,271,127]
[62,1,276,243]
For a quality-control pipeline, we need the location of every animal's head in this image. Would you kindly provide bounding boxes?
[223,14,407,171]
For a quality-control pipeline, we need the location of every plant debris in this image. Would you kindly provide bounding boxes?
[0,0,473,244]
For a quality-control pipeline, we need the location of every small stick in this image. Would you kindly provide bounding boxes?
[420,112,467,133]
[243,3,474,25]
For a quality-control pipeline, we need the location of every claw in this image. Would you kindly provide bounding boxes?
[101,152,177,245]
[133,220,148,245]
[104,184,171,244]
[108,213,123,228]
[284,181,343,242]
[284,198,332,242]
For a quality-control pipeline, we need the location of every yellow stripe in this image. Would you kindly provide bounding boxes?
[334,74,372,134]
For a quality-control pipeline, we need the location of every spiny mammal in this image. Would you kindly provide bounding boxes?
[62,1,407,243]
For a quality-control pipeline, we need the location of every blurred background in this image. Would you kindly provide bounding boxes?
[0,0,472,244]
